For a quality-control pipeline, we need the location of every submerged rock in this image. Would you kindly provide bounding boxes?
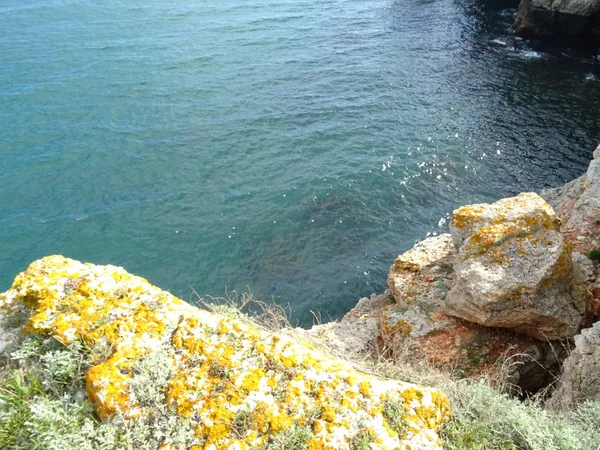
[444,193,586,340]
[0,256,450,450]
[505,36,519,49]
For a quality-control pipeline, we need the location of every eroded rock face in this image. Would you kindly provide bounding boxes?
[547,321,600,412]
[515,0,600,39]
[0,256,450,450]
[378,235,562,393]
[541,149,600,254]
[586,281,600,324]
[444,193,586,340]
[382,235,456,357]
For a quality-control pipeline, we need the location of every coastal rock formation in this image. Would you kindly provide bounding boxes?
[330,153,600,400]
[301,291,393,356]
[378,234,564,393]
[382,234,456,359]
[514,0,600,39]
[546,321,600,411]
[443,193,586,340]
[0,255,450,450]
[541,147,600,254]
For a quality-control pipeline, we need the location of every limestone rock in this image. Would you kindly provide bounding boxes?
[514,0,600,38]
[542,156,600,255]
[444,193,585,340]
[547,321,600,412]
[560,158,600,232]
[390,234,455,274]
[301,291,393,356]
[381,235,557,392]
[382,235,455,355]
[449,192,559,249]
[387,234,455,308]
[540,175,588,224]
[0,256,450,450]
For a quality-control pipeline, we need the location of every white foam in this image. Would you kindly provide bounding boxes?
[520,51,543,59]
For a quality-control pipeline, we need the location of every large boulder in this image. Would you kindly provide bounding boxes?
[0,256,450,450]
[514,0,600,39]
[443,193,587,340]
[383,234,456,357]
[546,321,600,411]
[380,235,563,394]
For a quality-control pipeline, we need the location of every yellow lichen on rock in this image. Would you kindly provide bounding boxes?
[0,255,451,450]
[450,192,559,250]
[444,193,586,340]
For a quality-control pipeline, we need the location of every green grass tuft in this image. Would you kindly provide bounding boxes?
[588,249,600,261]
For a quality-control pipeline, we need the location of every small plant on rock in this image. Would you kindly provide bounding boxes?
[351,429,376,450]
[588,249,600,261]
[382,396,408,437]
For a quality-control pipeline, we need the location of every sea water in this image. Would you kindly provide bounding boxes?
[1,0,599,325]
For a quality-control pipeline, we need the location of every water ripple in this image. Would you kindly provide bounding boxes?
[0,0,599,325]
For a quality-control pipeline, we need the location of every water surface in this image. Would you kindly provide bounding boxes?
[1,0,599,325]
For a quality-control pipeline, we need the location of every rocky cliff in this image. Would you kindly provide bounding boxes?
[2,151,600,449]
[0,256,449,450]
[515,0,600,40]
[314,149,600,406]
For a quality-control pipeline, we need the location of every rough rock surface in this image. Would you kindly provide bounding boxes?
[514,0,600,38]
[378,235,563,393]
[383,235,456,356]
[541,148,600,254]
[301,291,393,357]
[585,280,600,327]
[444,193,586,340]
[0,256,450,450]
[547,321,600,411]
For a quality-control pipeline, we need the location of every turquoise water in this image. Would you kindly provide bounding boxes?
[1,0,599,325]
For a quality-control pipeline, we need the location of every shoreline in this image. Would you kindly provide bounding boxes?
[1,146,599,448]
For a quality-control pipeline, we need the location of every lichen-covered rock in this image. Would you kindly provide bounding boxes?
[444,193,586,340]
[382,235,456,355]
[379,235,562,392]
[0,256,450,450]
[541,149,600,254]
[547,321,600,412]
[449,192,559,250]
[514,0,600,38]
[390,234,456,275]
